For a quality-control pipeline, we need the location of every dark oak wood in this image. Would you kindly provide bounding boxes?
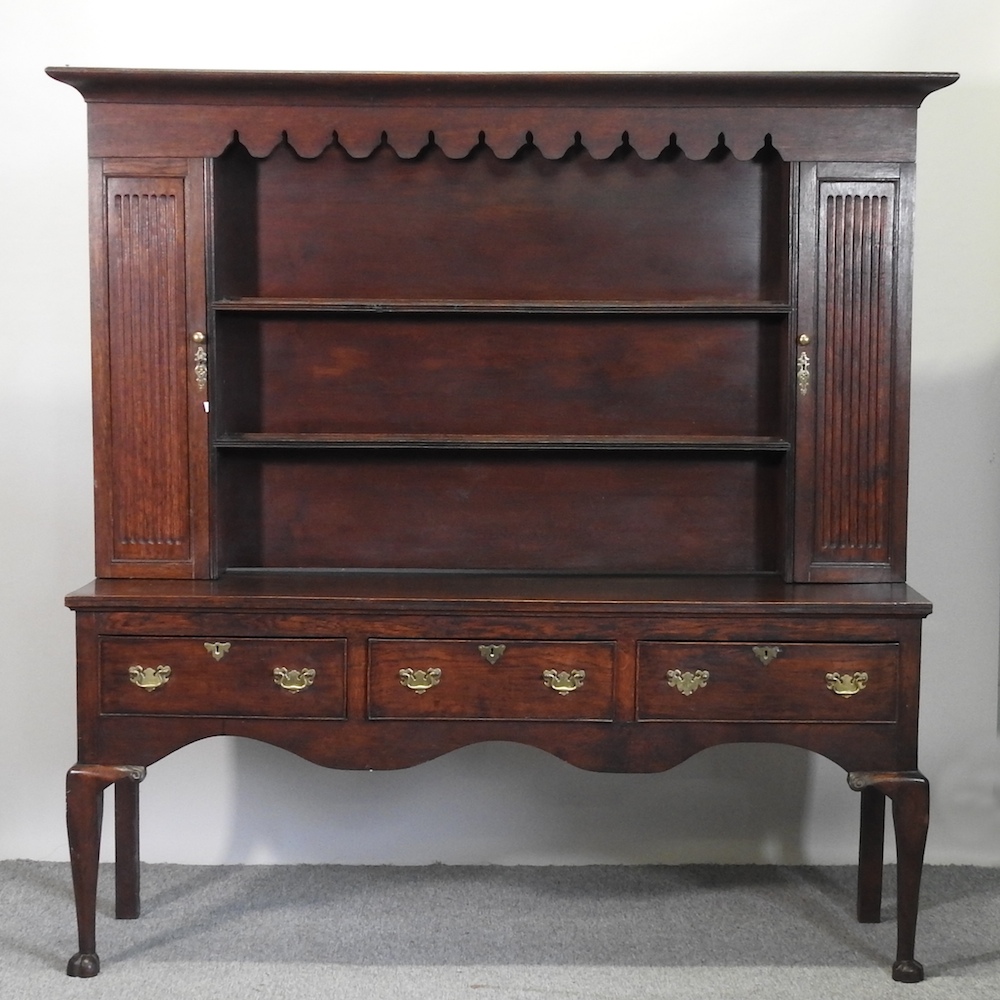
[51,68,955,979]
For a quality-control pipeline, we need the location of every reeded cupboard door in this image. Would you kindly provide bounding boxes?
[793,162,913,583]
[92,158,209,577]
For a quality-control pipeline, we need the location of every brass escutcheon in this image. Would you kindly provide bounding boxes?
[399,667,441,693]
[666,669,709,696]
[478,643,506,665]
[128,664,171,691]
[194,346,208,389]
[542,669,585,695]
[826,671,869,697]
[204,641,231,661]
[273,667,315,692]
[797,350,811,396]
[752,645,781,666]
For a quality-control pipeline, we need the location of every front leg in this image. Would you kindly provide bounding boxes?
[848,770,929,983]
[66,764,146,978]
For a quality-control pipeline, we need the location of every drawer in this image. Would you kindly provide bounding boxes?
[99,637,346,719]
[368,639,615,720]
[636,642,898,722]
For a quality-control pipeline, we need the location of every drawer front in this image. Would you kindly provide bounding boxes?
[99,637,346,719]
[368,639,615,720]
[637,642,898,722]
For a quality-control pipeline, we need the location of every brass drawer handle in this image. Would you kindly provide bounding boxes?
[666,669,709,697]
[128,665,171,691]
[542,669,585,695]
[478,643,506,665]
[273,667,316,692]
[752,645,781,665]
[204,641,231,661]
[399,667,441,693]
[826,671,869,697]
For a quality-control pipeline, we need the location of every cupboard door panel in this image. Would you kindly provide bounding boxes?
[793,165,911,582]
[95,161,208,577]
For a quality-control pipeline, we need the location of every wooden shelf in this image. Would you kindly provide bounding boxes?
[213,433,793,451]
[212,297,793,316]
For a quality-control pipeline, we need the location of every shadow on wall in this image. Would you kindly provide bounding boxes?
[907,355,1000,859]
[220,736,815,865]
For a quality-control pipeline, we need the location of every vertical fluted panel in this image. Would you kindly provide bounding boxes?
[815,186,894,561]
[106,178,191,561]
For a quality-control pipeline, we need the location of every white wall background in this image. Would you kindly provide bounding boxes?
[1,0,998,866]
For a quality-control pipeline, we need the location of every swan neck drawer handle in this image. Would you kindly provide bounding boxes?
[399,668,442,693]
[826,672,869,697]
[542,669,585,695]
[128,665,171,691]
[666,669,709,697]
[273,667,316,692]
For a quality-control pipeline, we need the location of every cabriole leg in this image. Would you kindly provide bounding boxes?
[66,764,146,977]
[848,770,930,983]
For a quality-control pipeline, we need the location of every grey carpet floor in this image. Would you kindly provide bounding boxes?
[2,862,999,999]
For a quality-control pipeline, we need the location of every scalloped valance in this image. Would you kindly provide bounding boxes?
[230,119,777,161]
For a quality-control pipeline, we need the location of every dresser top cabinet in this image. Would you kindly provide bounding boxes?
[49,68,956,586]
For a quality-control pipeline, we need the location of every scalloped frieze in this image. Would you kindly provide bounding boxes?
[236,123,772,161]
[92,104,914,161]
